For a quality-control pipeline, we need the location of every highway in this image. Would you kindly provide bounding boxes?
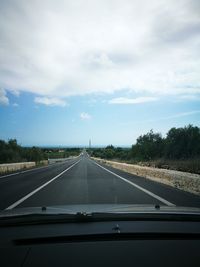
[0,154,200,210]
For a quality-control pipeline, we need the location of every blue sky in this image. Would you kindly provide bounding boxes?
[0,90,199,146]
[0,0,200,146]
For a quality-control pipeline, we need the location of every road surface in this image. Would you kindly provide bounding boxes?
[0,154,200,210]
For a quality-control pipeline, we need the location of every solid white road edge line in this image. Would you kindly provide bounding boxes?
[93,161,175,207]
[0,165,53,179]
[5,159,81,210]
[0,158,77,179]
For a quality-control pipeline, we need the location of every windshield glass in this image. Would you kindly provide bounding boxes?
[0,0,200,217]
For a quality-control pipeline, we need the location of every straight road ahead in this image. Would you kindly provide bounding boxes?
[0,154,200,210]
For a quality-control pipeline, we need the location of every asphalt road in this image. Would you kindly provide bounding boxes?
[0,154,200,210]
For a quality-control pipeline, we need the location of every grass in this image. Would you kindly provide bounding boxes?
[149,158,200,174]
[106,158,200,175]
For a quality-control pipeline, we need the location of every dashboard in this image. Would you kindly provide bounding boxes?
[1,218,200,266]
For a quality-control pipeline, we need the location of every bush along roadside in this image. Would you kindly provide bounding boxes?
[88,125,200,174]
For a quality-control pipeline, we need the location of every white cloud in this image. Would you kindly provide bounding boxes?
[80,112,92,120]
[163,110,200,119]
[34,97,67,107]
[0,0,200,98]
[179,94,200,101]
[109,97,158,104]
[145,110,200,123]
[13,103,19,107]
[0,88,9,105]
[10,89,20,97]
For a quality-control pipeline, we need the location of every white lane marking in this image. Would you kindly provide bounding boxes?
[0,171,21,179]
[5,159,81,210]
[0,165,53,179]
[93,161,175,207]
[0,159,74,179]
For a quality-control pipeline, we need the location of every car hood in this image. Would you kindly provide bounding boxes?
[1,204,200,218]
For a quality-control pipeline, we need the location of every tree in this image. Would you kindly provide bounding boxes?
[132,130,164,160]
[165,125,200,159]
[105,145,115,150]
[8,139,19,151]
[26,147,43,162]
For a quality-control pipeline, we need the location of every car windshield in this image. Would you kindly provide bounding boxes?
[0,0,200,219]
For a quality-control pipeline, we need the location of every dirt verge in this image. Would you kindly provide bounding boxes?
[91,157,200,196]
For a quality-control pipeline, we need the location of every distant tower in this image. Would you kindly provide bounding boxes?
[89,139,91,149]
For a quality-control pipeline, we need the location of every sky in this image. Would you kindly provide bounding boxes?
[0,0,200,146]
